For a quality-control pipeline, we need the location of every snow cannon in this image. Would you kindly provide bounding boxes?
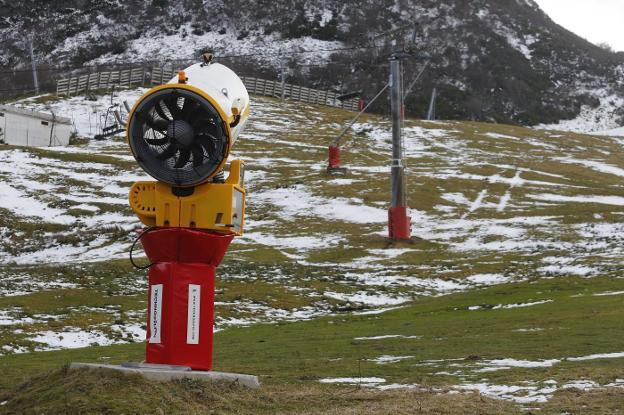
[126,57,250,371]
[127,58,250,234]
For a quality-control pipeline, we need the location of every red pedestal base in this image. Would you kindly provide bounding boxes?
[328,145,341,169]
[327,145,347,174]
[388,206,411,240]
[140,228,233,371]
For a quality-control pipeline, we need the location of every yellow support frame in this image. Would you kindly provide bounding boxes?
[129,159,246,235]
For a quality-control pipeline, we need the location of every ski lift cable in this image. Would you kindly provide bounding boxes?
[404,61,430,100]
[399,60,430,177]
[331,82,390,146]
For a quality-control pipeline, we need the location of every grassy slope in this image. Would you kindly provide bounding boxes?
[0,368,516,415]
[1,276,623,413]
[2,92,624,412]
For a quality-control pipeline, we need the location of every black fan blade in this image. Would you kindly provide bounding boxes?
[179,98,191,120]
[182,101,202,122]
[191,143,205,167]
[155,100,170,122]
[192,117,216,130]
[156,143,178,160]
[207,132,223,156]
[196,133,219,161]
[180,96,191,113]
[145,136,169,146]
[174,149,191,168]
[145,114,168,132]
[164,97,182,119]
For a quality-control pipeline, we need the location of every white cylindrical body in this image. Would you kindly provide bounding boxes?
[168,63,250,145]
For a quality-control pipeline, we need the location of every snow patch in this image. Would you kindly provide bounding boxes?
[253,184,387,224]
[30,329,116,350]
[469,300,552,311]
[319,377,385,385]
[369,355,414,364]
[466,274,511,285]
[323,291,410,306]
[354,334,421,341]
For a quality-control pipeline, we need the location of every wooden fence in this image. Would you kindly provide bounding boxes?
[57,67,360,111]
[240,77,359,111]
[148,67,177,86]
[56,68,147,96]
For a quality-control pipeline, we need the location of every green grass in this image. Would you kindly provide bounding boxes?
[28,147,136,170]
[1,276,623,413]
[211,277,624,387]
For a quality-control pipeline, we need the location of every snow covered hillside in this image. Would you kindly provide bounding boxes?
[2,88,624,357]
[536,87,624,134]
[2,0,623,127]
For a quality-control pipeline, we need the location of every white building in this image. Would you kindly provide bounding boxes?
[0,105,73,147]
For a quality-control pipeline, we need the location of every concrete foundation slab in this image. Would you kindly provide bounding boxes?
[70,362,260,389]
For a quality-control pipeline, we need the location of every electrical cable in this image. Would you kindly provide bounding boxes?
[403,61,430,100]
[331,82,390,146]
[129,226,158,270]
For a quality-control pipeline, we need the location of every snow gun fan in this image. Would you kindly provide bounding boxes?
[124,57,253,372]
[126,59,250,234]
[128,88,229,187]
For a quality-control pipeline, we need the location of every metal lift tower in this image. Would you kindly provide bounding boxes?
[388,54,411,241]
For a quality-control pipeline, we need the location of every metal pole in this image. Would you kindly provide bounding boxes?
[282,64,286,101]
[28,38,39,95]
[281,71,286,100]
[427,87,437,120]
[388,54,411,241]
[280,59,286,100]
[390,56,405,208]
[49,110,56,147]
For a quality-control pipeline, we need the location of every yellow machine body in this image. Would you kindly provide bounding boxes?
[127,61,250,234]
[129,159,246,235]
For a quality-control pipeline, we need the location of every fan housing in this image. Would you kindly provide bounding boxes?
[128,87,230,187]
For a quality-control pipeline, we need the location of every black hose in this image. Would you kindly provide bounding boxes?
[129,227,158,270]
[229,114,241,128]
